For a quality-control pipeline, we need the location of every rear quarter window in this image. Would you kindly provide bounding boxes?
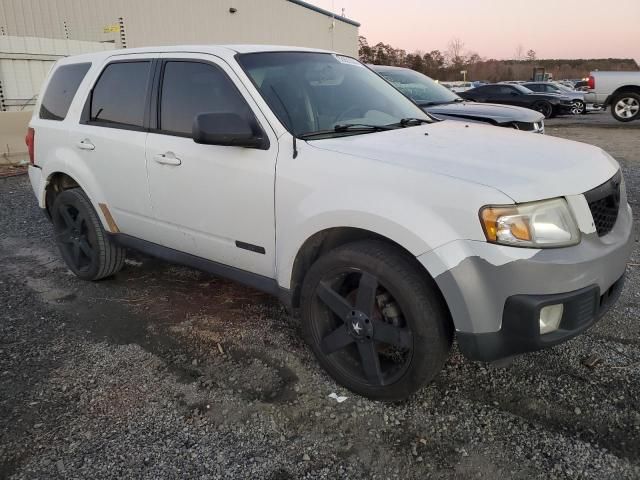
[39,63,91,121]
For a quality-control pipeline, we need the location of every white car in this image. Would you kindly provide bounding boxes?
[27,45,633,400]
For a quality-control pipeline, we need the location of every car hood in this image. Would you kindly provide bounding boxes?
[425,102,543,124]
[307,121,618,203]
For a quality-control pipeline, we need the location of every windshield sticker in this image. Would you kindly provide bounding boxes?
[334,55,365,67]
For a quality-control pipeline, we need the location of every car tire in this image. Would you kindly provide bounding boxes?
[571,100,586,115]
[51,189,126,281]
[610,92,640,122]
[533,101,553,119]
[300,240,452,401]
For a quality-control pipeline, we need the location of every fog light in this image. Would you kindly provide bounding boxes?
[539,304,563,334]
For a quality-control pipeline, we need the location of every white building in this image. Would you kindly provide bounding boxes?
[0,36,112,111]
[0,0,359,54]
[0,0,359,112]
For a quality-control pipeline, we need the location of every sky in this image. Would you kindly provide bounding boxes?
[312,0,640,61]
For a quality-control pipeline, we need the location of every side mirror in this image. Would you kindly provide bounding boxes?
[192,112,268,149]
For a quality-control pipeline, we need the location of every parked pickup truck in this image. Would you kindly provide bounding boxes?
[586,71,640,122]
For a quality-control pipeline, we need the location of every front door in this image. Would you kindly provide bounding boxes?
[145,54,278,278]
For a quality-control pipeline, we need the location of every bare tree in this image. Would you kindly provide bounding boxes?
[446,38,466,67]
[514,44,524,61]
[526,49,537,61]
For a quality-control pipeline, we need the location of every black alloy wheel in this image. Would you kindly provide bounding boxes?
[314,270,413,386]
[55,201,96,272]
[51,189,125,280]
[301,240,452,401]
[533,101,553,119]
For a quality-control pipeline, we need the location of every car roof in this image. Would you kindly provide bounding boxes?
[55,44,336,65]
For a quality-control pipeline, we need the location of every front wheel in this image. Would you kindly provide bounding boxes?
[571,100,586,115]
[51,189,125,280]
[300,240,452,401]
[611,93,640,122]
[533,101,553,119]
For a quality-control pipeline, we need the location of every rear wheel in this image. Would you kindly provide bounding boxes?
[611,92,640,122]
[533,101,553,119]
[51,189,125,280]
[300,240,452,401]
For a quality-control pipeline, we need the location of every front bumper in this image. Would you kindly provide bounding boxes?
[418,201,634,361]
[557,102,575,114]
[457,274,625,361]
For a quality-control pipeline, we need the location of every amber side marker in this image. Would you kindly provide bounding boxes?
[98,203,120,233]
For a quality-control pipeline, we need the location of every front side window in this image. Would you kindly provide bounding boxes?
[159,61,252,136]
[376,69,460,106]
[40,63,91,121]
[238,52,430,138]
[90,61,151,127]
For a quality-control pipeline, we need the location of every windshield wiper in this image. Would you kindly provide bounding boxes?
[334,123,396,132]
[395,117,430,127]
[298,124,395,140]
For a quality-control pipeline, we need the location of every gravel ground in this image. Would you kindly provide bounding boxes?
[1,120,639,479]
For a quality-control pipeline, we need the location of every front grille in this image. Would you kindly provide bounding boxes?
[584,171,622,237]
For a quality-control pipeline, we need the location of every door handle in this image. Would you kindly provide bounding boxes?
[76,139,95,151]
[153,152,182,166]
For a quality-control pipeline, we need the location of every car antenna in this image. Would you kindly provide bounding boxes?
[270,86,298,158]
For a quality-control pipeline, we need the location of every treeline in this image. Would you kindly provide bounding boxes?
[358,36,639,82]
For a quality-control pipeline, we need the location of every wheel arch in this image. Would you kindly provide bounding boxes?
[285,227,450,319]
[43,170,111,231]
[606,85,640,105]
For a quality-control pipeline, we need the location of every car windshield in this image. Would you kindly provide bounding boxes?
[553,83,574,92]
[237,52,430,138]
[376,68,460,105]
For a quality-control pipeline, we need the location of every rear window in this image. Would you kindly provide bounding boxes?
[39,63,91,121]
[90,61,152,128]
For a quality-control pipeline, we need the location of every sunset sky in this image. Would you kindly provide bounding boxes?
[312,0,640,61]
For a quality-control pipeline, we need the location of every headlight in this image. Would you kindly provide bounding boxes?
[480,198,580,248]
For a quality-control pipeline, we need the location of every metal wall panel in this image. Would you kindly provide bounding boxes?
[0,36,111,111]
[0,0,358,55]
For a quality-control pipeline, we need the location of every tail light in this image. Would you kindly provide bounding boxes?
[587,75,595,90]
[25,127,35,165]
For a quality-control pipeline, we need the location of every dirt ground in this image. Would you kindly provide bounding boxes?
[1,113,639,479]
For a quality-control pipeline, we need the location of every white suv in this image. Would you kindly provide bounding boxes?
[27,45,633,400]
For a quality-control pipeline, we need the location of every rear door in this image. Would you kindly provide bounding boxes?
[144,53,278,278]
[71,54,156,239]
